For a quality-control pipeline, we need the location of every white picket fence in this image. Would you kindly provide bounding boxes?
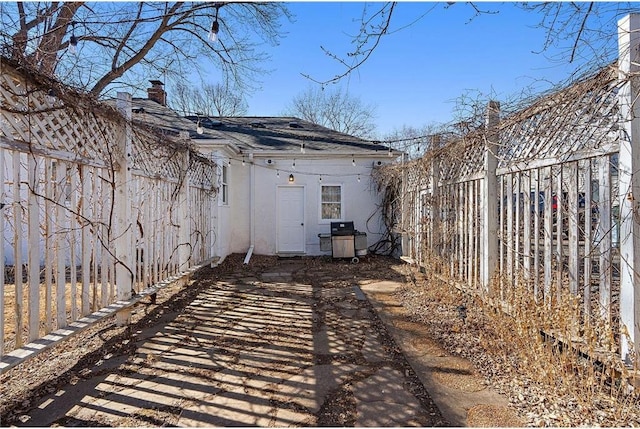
[0,59,218,369]
[400,15,639,365]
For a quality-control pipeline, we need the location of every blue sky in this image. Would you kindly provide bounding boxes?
[240,2,620,137]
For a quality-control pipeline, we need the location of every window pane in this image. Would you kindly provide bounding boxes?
[321,185,341,219]
[321,185,341,202]
[322,203,341,219]
[221,165,228,205]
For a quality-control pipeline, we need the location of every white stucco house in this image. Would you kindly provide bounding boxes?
[1,79,398,266]
[133,83,399,262]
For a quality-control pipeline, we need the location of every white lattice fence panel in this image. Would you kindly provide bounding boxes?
[404,159,429,190]
[409,64,624,351]
[130,174,183,283]
[1,72,118,166]
[189,185,216,264]
[186,156,217,264]
[438,135,485,183]
[498,66,619,168]
[130,130,185,180]
[189,154,217,190]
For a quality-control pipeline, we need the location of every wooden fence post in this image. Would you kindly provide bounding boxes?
[27,155,40,342]
[0,146,4,356]
[618,13,640,364]
[178,149,191,270]
[430,135,441,267]
[114,92,134,325]
[481,101,500,295]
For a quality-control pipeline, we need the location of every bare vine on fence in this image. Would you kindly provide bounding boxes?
[1,58,219,353]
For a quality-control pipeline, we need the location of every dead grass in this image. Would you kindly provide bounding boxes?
[1,276,132,353]
[467,404,523,427]
[397,256,640,426]
[430,356,486,392]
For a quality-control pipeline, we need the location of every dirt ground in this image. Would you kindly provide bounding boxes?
[1,253,638,427]
[1,254,448,427]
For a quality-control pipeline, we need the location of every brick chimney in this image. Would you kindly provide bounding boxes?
[147,80,167,106]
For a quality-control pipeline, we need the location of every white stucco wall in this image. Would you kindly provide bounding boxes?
[204,150,251,260]
[228,159,251,254]
[230,155,389,256]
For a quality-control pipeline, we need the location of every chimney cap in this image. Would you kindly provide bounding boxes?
[149,79,164,86]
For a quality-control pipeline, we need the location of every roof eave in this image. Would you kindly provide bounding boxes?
[193,139,243,155]
[242,149,402,159]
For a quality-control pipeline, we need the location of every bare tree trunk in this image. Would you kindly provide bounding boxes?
[11,2,29,62]
[37,2,83,75]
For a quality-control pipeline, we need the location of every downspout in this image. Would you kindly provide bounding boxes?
[244,153,255,264]
[401,151,407,258]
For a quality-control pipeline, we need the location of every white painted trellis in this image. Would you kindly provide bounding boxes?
[401,15,640,365]
[0,59,218,368]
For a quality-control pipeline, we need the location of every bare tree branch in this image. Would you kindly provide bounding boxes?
[570,1,594,63]
[111,2,143,71]
[89,3,182,95]
[1,2,290,97]
[169,81,248,117]
[302,2,396,87]
[284,86,377,138]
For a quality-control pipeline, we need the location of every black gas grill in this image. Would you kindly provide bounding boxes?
[330,222,356,259]
[330,221,355,236]
[319,221,367,262]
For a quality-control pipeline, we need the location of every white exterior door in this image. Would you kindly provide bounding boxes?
[277,186,305,253]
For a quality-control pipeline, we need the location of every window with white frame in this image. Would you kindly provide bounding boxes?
[320,185,342,220]
[221,164,228,205]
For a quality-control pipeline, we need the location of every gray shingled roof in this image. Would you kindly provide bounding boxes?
[191,116,389,154]
[123,98,390,155]
[127,98,225,142]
